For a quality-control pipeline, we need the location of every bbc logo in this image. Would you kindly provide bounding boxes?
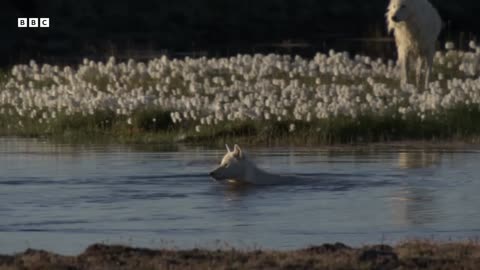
[18,18,50,28]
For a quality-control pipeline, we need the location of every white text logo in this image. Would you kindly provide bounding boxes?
[18,18,50,28]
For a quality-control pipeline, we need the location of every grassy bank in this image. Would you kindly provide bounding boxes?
[1,241,479,270]
[2,106,480,146]
[1,45,480,145]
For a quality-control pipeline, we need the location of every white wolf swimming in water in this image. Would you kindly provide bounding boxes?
[386,0,442,89]
[209,144,295,185]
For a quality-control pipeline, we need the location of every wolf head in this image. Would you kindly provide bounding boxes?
[209,144,248,182]
[387,0,413,31]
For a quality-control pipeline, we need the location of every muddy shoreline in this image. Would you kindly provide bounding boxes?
[1,241,479,270]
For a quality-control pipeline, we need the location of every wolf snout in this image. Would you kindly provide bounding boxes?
[209,169,219,178]
[391,15,399,22]
[209,170,223,181]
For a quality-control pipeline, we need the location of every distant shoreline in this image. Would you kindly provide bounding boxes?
[1,122,480,147]
[1,240,479,270]
[1,116,480,147]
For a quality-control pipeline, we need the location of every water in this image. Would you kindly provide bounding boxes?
[1,138,480,255]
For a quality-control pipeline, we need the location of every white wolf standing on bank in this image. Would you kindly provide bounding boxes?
[209,144,295,185]
[386,0,442,89]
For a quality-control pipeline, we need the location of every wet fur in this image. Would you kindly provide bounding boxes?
[209,144,296,185]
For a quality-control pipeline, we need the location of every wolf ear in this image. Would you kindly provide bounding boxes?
[233,144,244,159]
[225,144,231,153]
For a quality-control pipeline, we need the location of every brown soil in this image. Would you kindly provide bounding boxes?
[1,241,480,270]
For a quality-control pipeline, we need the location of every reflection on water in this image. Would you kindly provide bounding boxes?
[391,187,437,226]
[1,138,480,254]
[392,150,441,226]
[397,151,441,169]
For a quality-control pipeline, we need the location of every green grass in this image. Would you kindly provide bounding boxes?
[1,105,480,146]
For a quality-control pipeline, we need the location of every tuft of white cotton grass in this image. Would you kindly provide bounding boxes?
[289,123,295,133]
[469,41,477,50]
[445,42,455,50]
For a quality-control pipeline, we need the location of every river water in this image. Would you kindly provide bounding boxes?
[0,138,479,255]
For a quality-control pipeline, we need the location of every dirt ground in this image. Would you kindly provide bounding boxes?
[1,241,479,270]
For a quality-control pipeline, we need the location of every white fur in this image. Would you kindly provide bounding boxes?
[209,144,295,185]
[386,0,442,89]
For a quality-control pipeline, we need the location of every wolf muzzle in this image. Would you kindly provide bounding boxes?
[209,169,221,180]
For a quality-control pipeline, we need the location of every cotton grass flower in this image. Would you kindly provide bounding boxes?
[469,41,477,50]
[445,42,455,50]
